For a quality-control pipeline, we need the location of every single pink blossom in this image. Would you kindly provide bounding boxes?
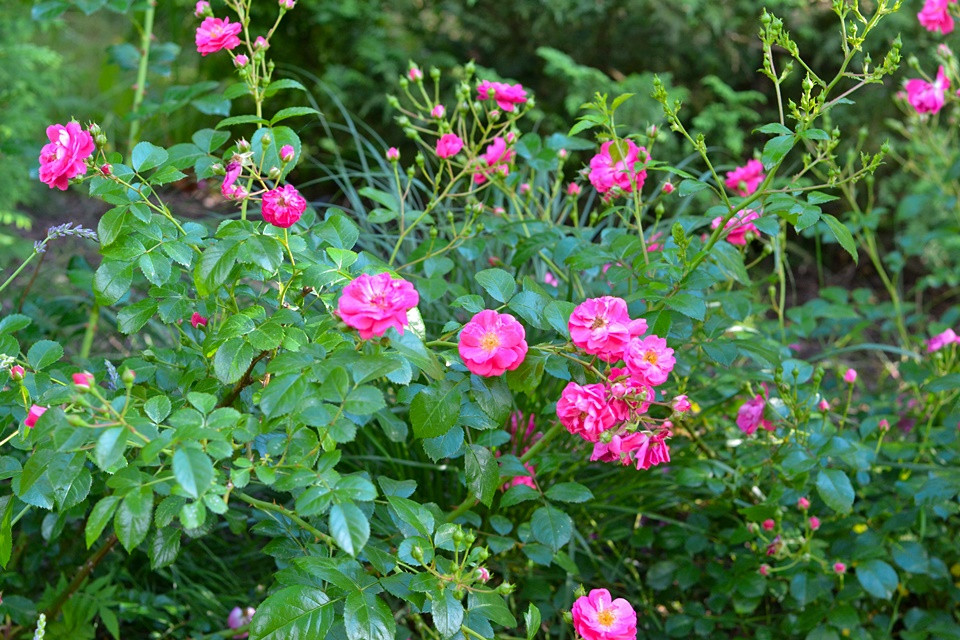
[879,419,890,432]
[190,312,208,329]
[833,562,846,575]
[569,296,647,364]
[279,145,295,163]
[386,147,400,162]
[556,382,620,442]
[624,335,675,386]
[798,496,810,510]
[918,0,956,34]
[736,394,773,435]
[227,606,255,639]
[567,182,582,196]
[927,328,959,352]
[629,430,671,470]
[504,462,537,490]
[9,365,25,381]
[818,399,830,411]
[195,17,242,56]
[571,589,637,640]
[762,519,775,531]
[843,368,857,384]
[408,66,423,82]
[477,80,527,111]
[544,272,559,287]
[194,1,210,17]
[519,183,531,195]
[558,148,568,159]
[759,564,770,577]
[476,567,491,582]
[279,0,295,9]
[905,66,950,114]
[38,122,95,190]
[221,161,243,199]
[431,104,445,118]
[435,133,463,159]
[25,405,46,429]
[724,159,765,197]
[458,310,527,377]
[254,36,268,49]
[588,140,648,196]
[809,516,821,531]
[234,54,248,67]
[261,184,306,228]
[338,273,419,340]
[672,395,691,413]
[72,372,95,390]
[711,210,761,246]
[473,137,514,184]
[662,182,675,194]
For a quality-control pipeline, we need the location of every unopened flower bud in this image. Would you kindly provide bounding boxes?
[254,36,268,50]
[280,144,295,163]
[497,582,515,595]
[234,54,249,67]
[66,414,88,427]
[268,166,282,180]
[237,139,251,152]
[195,0,211,17]
[429,227,438,239]
[100,164,112,176]
[386,95,400,109]
[386,147,400,162]
[408,66,423,82]
[260,133,272,148]
[278,0,295,9]
[9,365,24,381]
[121,368,136,386]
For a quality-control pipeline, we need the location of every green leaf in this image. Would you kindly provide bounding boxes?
[431,588,464,638]
[501,484,539,507]
[328,503,370,556]
[148,527,181,569]
[260,373,307,418]
[664,293,706,321]
[0,314,31,334]
[545,482,594,503]
[756,122,793,135]
[0,498,11,568]
[85,495,120,548]
[249,586,333,640]
[508,291,547,329]
[144,396,172,423]
[856,559,899,599]
[926,373,960,393]
[117,299,158,334]
[270,106,321,125]
[192,128,230,153]
[95,427,127,471]
[820,214,858,264]
[149,166,187,186]
[465,444,499,507]
[410,382,462,439]
[344,386,386,415]
[195,239,241,297]
[815,469,854,513]
[131,141,168,172]
[214,338,255,385]
[761,134,795,169]
[530,505,572,552]
[263,78,307,98]
[27,340,63,370]
[114,486,153,551]
[351,356,402,385]
[139,252,172,286]
[94,261,133,305]
[173,448,215,499]
[344,591,396,640]
[678,179,709,197]
[215,114,269,129]
[524,603,541,640]
[475,268,516,303]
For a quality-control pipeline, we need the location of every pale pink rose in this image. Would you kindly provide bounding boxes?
[279,0,295,9]
[233,54,248,67]
[927,328,959,352]
[25,405,47,429]
[221,161,243,199]
[905,66,950,114]
[190,312,208,328]
[476,567,491,582]
[843,368,857,384]
[408,66,423,82]
[227,606,255,639]
[194,1,210,17]
[672,395,691,413]
[431,104,445,118]
[724,159,765,197]
[809,516,821,531]
[759,564,770,577]
[556,382,620,443]
[567,182,582,196]
[254,36,268,49]
[623,335,675,386]
[38,122,95,190]
[833,562,846,574]
[797,496,810,510]
[386,147,400,162]
[571,589,637,640]
[458,310,528,377]
[435,133,463,159]
[477,80,527,111]
[568,296,647,364]
[711,210,761,246]
[72,372,95,390]
[195,17,242,56]
[473,136,514,184]
[261,184,306,228]
[519,183,531,195]
[879,419,890,431]
[544,272,559,287]
[918,0,955,34]
[338,273,419,340]
[588,140,648,196]
[558,148,568,159]
[736,394,772,435]
[762,519,775,531]
[9,365,25,381]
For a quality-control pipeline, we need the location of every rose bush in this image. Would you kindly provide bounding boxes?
[2,0,960,639]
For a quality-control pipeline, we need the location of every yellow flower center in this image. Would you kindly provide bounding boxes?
[597,609,616,627]
[643,350,658,365]
[480,332,501,352]
[591,316,607,329]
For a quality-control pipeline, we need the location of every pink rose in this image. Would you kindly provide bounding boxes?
[261,184,306,228]
[473,136,514,184]
[221,161,243,199]
[736,394,773,435]
[571,589,637,640]
[9,365,25,382]
[475,567,491,582]
[25,405,47,429]
[190,312,208,329]
[458,310,528,377]
[233,54,249,67]
[72,372,95,390]
[588,140,648,196]
[38,122,95,190]
[556,382,620,442]
[905,66,950,114]
[386,147,400,162]
[431,104,445,118]
[927,328,959,352]
[797,496,810,510]
[338,273,419,340]
[809,516,821,531]
[724,158,765,197]
[195,17,242,56]
[918,0,956,34]
[624,335,675,386]
[762,519,775,531]
[408,66,423,82]
[672,395,691,413]
[279,0,295,9]
[568,296,647,364]
[843,368,857,384]
[435,133,463,159]
[195,1,210,16]
[833,562,846,574]
[279,144,295,162]
[477,80,528,111]
[711,210,761,246]
[662,182,675,194]
[567,182,582,196]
